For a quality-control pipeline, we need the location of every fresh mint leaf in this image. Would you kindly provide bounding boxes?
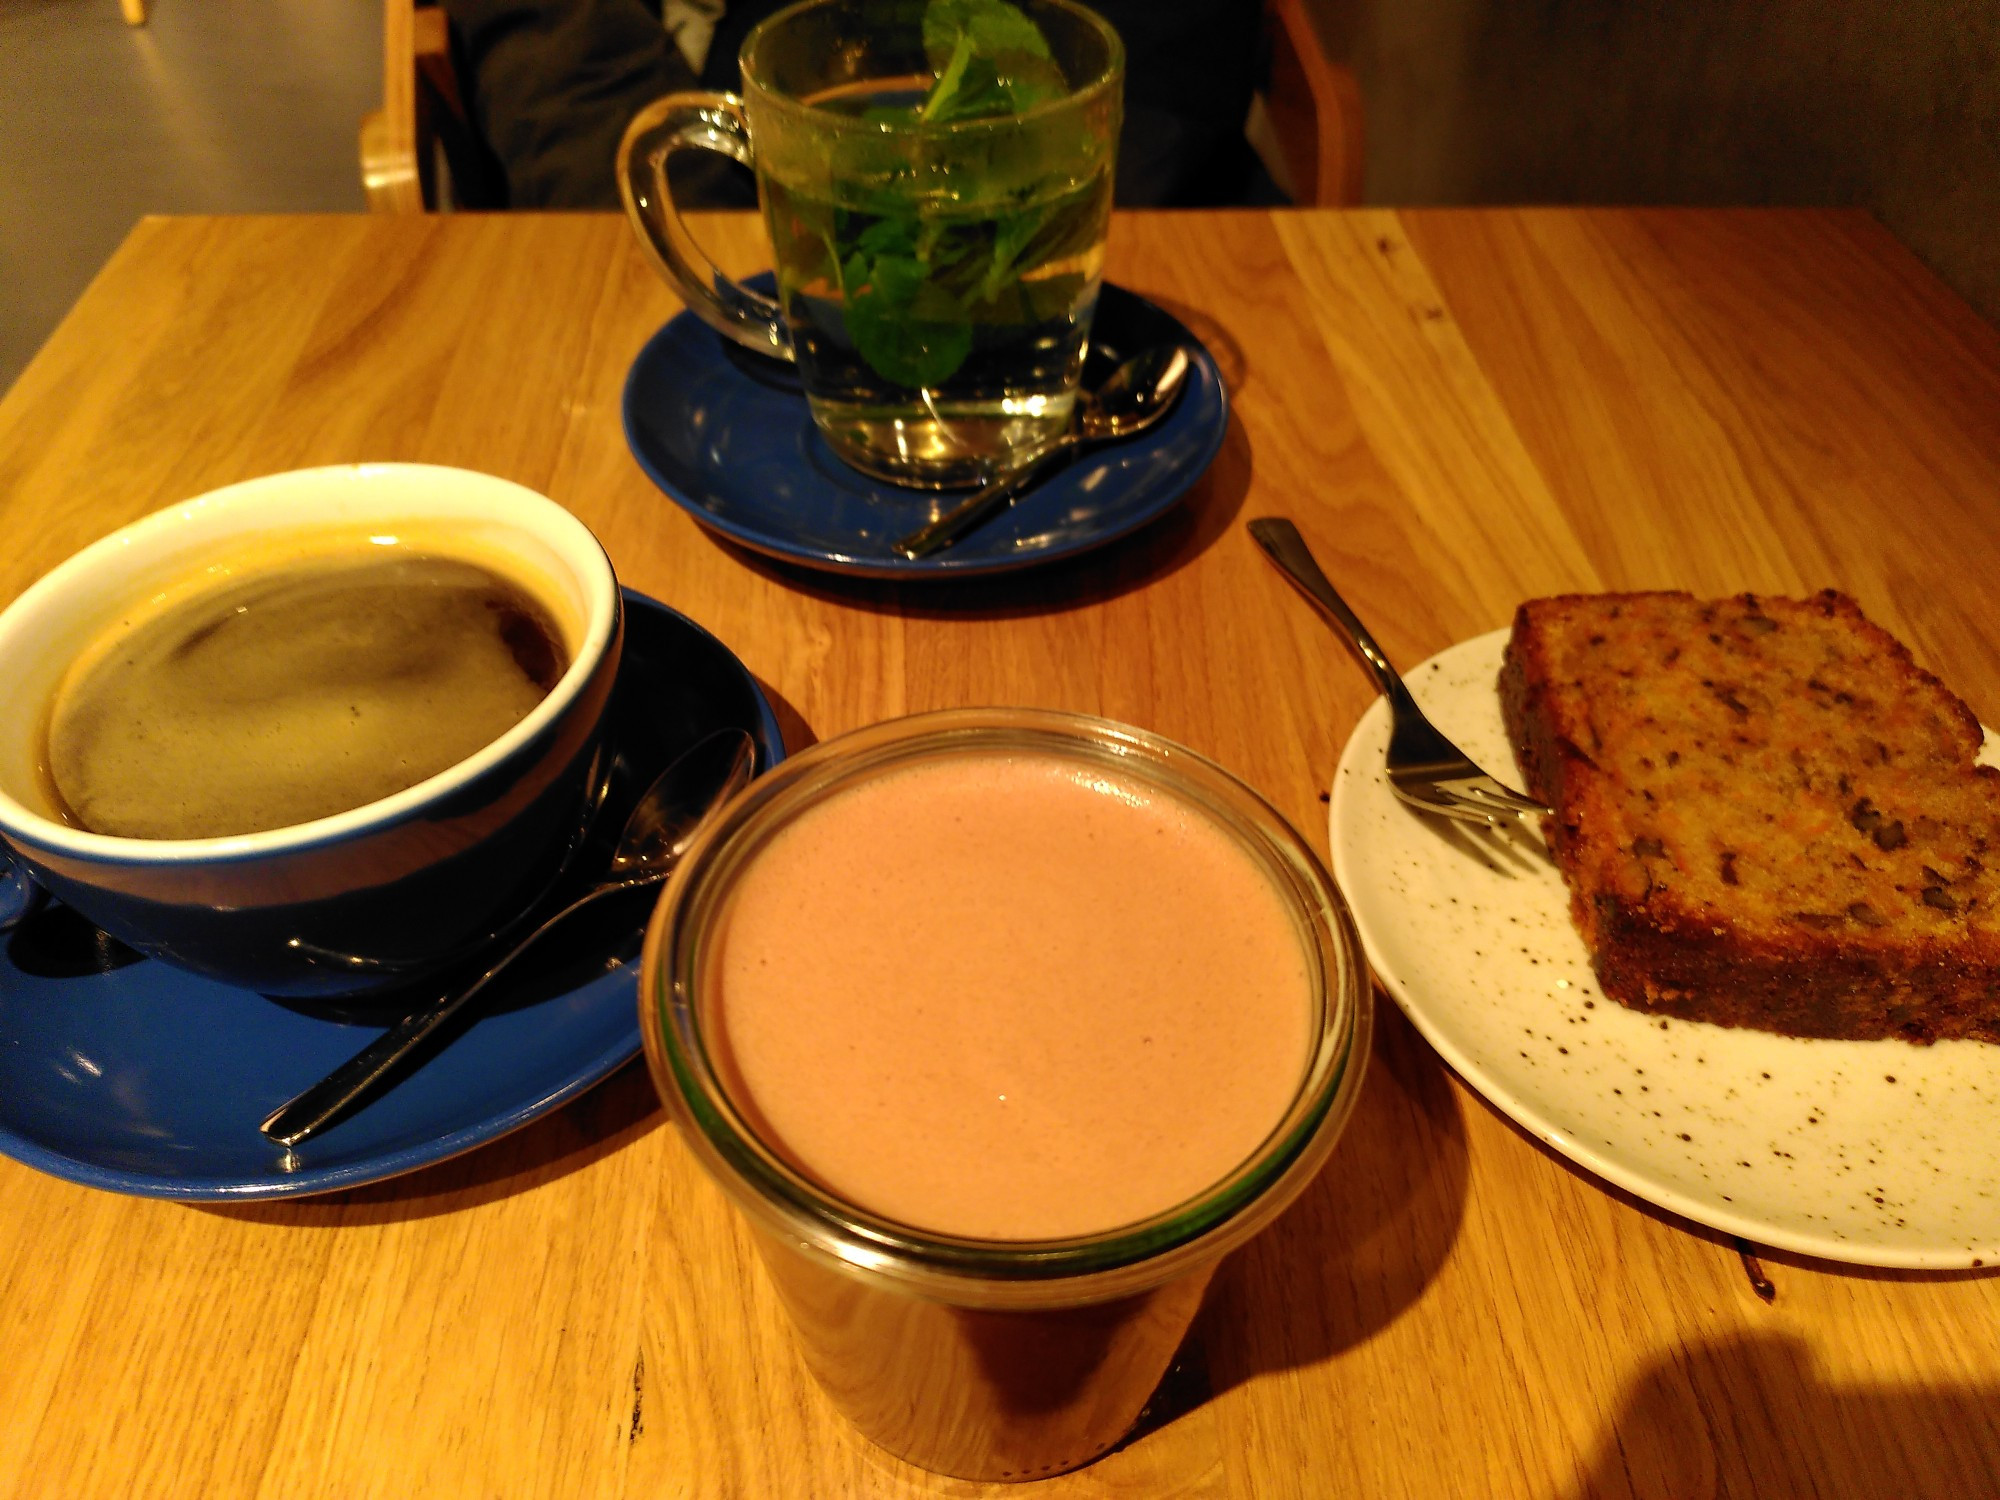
[847,278,974,389]
[920,33,978,123]
[867,251,930,306]
[855,216,920,263]
[922,0,1052,73]
[839,250,868,299]
[919,2,1064,125]
[832,0,1079,389]
[840,231,974,388]
[1017,266,1089,326]
[998,60,1065,113]
[975,206,1047,304]
[829,129,916,212]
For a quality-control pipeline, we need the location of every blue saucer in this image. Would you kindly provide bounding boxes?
[622,280,1229,577]
[0,590,784,1200]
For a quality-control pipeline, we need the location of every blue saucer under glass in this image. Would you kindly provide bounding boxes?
[0,590,784,1200]
[622,280,1229,577]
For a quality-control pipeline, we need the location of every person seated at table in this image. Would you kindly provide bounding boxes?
[439,0,1283,211]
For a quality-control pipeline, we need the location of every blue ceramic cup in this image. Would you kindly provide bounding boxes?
[0,465,624,998]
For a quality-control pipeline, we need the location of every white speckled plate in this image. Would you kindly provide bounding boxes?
[1330,628,2000,1269]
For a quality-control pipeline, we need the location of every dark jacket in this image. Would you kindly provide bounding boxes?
[442,0,1274,210]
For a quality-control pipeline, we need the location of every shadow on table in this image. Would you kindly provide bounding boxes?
[203,1057,668,1229]
[1130,999,1472,1440]
[1139,294,1249,398]
[1560,1332,2000,1499]
[1468,1085,2000,1295]
[707,411,1254,621]
[749,673,817,759]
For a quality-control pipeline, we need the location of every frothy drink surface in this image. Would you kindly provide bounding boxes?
[46,550,565,839]
[711,753,1314,1240]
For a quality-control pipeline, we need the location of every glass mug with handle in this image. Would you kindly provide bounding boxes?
[617,0,1124,490]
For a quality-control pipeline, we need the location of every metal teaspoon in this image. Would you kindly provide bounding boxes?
[891,345,1193,560]
[259,726,757,1148]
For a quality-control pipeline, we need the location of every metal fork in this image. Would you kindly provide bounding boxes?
[1249,518,1551,827]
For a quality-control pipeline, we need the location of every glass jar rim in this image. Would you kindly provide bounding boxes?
[738,0,1126,136]
[638,708,1373,1306]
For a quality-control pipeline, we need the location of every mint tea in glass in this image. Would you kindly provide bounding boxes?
[619,0,1124,489]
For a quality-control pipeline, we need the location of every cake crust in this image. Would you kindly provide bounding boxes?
[1500,589,2000,1043]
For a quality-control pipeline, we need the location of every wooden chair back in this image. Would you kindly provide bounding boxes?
[1255,0,1366,206]
[361,0,468,212]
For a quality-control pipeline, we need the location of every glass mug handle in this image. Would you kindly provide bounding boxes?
[616,93,793,363]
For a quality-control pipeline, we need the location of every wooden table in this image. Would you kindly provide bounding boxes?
[3,209,1998,1498]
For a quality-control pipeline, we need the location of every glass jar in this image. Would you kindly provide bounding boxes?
[638,708,1372,1479]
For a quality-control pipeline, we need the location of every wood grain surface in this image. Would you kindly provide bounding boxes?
[1,209,1998,1499]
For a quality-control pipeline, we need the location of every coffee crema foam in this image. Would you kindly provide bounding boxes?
[45,546,569,840]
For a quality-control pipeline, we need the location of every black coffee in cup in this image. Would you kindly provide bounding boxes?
[43,541,569,840]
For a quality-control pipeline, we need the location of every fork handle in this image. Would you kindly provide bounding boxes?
[1248,519,1414,704]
